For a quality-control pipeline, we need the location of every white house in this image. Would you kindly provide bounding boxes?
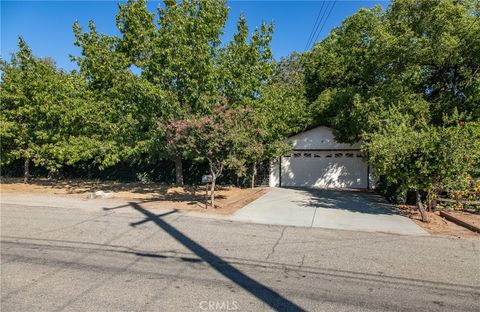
[269,126,372,189]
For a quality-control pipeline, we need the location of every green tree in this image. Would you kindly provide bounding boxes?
[305,0,479,140]
[163,105,254,206]
[71,0,290,187]
[303,0,480,216]
[142,0,229,185]
[1,38,115,181]
[86,0,242,185]
[115,0,156,68]
[364,111,480,221]
[216,12,299,187]
[217,14,274,106]
[72,1,173,175]
[244,54,310,186]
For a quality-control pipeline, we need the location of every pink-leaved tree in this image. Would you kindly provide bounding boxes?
[163,105,253,207]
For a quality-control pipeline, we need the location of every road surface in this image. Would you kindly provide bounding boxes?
[1,201,479,311]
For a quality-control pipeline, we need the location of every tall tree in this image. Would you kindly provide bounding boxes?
[243,54,310,186]
[143,0,229,185]
[69,0,290,187]
[0,38,113,181]
[72,1,171,175]
[303,0,480,211]
[304,0,480,141]
[218,14,274,106]
[115,0,156,68]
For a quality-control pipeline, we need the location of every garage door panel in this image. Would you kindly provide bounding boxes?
[281,152,368,189]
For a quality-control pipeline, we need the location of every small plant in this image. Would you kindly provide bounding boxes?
[136,172,152,184]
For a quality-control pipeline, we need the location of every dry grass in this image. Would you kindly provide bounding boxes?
[396,204,480,238]
[0,178,267,215]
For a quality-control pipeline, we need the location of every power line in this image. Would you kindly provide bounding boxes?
[304,1,326,51]
[312,0,337,48]
[307,1,332,51]
[304,2,325,51]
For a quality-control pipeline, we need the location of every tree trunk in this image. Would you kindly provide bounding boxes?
[416,191,429,222]
[427,193,434,212]
[210,176,216,208]
[208,160,223,208]
[251,162,257,189]
[23,158,30,184]
[174,156,184,186]
[205,182,209,209]
[47,169,60,181]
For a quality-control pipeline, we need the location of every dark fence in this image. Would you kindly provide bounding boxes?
[1,158,271,187]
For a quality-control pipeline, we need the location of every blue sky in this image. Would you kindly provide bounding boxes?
[1,1,389,71]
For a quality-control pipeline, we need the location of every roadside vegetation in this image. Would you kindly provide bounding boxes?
[1,0,479,212]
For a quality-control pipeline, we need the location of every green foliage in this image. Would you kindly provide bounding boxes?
[14,0,478,199]
[305,0,479,132]
[218,14,274,106]
[248,54,309,167]
[144,0,229,114]
[163,105,264,203]
[72,20,129,91]
[3,0,300,184]
[163,105,248,174]
[116,0,156,67]
[365,113,480,197]
[257,54,310,141]
[1,38,116,173]
[72,2,177,166]
[303,0,480,199]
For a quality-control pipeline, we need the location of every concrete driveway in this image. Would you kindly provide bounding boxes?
[231,188,427,235]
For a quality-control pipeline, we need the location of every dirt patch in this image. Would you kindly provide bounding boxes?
[0,178,267,215]
[450,211,480,228]
[396,204,480,238]
[440,210,480,231]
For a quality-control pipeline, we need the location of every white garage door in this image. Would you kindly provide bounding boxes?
[280,151,368,189]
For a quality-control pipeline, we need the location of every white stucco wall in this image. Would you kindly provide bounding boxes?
[269,159,280,187]
[288,126,361,150]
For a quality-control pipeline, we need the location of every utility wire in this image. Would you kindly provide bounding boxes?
[312,0,337,48]
[304,1,326,51]
[307,1,332,50]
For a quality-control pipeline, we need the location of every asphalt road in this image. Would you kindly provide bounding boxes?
[1,201,479,312]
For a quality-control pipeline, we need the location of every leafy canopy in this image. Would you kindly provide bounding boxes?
[303,0,480,199]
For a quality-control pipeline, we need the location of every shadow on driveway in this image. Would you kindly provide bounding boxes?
[231,188,427,235]
[290,188,396,215]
